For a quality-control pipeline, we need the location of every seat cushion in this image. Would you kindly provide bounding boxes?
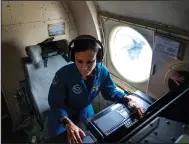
[25,55,70,121]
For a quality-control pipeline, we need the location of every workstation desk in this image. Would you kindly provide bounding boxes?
[44,90,155,143]
[45,86,189,143]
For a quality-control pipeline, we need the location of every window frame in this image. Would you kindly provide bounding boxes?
[108,25,153,83]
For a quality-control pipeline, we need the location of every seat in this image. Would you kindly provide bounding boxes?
[21,40,71,130]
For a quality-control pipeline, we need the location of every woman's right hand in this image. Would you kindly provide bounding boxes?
[65,119,86,144]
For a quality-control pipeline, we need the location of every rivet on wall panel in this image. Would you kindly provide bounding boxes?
[48,18,51,20]
[170,137,175,141]
[182,125,187,129]
[7,5,10,8]
[10,16,12,18]
[21,42,22,44]
[44,21,46,23]
[45,8,46,10]
[9,9,11,11]
[166,121,170,124]
[34,26,35,28]
[20,24,22,26]
[22,4,23,6]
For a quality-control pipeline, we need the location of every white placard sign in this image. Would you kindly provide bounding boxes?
[154,35,180,58]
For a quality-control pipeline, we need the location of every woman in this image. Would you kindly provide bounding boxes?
[48,35,145,143]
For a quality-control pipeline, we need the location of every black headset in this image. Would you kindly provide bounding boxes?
[68,35,104,63]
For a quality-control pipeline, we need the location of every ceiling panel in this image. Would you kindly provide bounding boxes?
[95,1,189,31]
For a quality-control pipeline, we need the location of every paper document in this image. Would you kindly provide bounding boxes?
[154,35,180,58]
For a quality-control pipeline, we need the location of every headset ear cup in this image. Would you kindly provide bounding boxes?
[68,39,75,61]
[95,40,104,63]
[96,49,102,63]
[70,50,75,62]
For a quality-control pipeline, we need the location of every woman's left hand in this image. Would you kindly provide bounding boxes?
[122,96,146,116]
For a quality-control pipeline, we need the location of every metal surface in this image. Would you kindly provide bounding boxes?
[2,1,78,130]
[98,11,189,38]
[123,117,189,143]
[147,33,189,99]
[120,86,189,143]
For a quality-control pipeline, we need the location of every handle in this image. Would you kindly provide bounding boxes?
[151,64,156,75]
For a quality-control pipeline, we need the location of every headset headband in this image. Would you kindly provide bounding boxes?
[68,37,103,51]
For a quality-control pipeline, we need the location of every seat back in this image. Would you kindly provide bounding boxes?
[23,40,71,128]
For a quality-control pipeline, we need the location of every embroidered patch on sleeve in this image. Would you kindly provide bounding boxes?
[72,84,82,94]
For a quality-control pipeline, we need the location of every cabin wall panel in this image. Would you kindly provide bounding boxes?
[2,1,68,25]
[2,1,78,130]
[147,42,189,99]
[67,1,100,39]
[97,1,189,100]
[96,1,189,31]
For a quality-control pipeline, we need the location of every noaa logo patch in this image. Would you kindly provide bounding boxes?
[72,84,82,94]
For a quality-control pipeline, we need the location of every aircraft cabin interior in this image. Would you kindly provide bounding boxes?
[1,1,189,143]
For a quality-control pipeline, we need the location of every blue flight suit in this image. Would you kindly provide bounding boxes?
[48,63,126,137]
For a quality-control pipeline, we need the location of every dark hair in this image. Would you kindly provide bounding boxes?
[69,35,104,62]
[72,39,99,54]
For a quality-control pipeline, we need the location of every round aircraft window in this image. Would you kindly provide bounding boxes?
[109,26,152,83]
